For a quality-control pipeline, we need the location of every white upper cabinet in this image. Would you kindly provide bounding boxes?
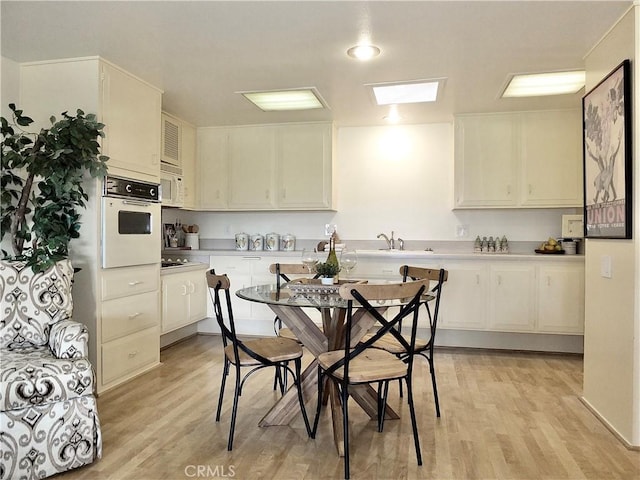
[277,123,334,209]
[227,125,277,209]
[180,120,197,209]
[454,113,518,207]
[454,110,582,209]
[196,122,334,211]
[197,128,228,209]
[20,57,162,182]
[520,110,582,206]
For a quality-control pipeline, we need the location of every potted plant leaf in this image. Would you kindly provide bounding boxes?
[1,103,108,272]
[315,261,341,285]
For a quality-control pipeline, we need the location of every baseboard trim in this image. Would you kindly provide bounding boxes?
[579,396,640,450]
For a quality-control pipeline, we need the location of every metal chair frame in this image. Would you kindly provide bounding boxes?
[207,270,312,451]
[310,280,428,480]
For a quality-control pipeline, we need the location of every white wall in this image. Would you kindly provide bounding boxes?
[176,123,578,244]
[1,56,20,119]
[582,4,639,447]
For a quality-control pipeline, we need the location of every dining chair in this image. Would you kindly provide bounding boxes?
[361,265,448,417]
[310,279,431,480]
[206,270,312,451]
[269,262,320,393]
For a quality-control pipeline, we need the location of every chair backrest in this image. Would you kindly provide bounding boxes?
[330,279,431,379]
[399,265,448,336]
[0,259,74,349]
[205,269,277,366]
[269,263,319,289]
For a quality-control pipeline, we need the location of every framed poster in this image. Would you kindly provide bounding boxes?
[583,59,632,239]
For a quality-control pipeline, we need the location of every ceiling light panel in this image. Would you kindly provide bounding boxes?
[502,71,585,97]
[369,80,444,105]
[240,89,324,111]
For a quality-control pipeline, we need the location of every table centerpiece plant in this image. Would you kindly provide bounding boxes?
[315,261,341,285]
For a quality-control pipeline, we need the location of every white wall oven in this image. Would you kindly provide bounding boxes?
[102,175,161,268]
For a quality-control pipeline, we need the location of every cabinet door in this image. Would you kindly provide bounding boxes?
[209,256,253,321]
[197,128,228,209]
[520,110,582,206]
[488,263,535,332]
[454,114,518,207]
[228,126,276,209]
[188,271,208,323]
[277,123,333,209]
[536,263,584,333]
[181,121,197,209]
[101,62,161,179]
[162,273,191,333]
[439,263,487,330]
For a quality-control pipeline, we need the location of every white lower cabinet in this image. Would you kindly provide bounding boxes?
[206,253,585,347]
[99,264,160,392]
[439,262,487,330]
[161,266,208,334]
[535,263,585,333]
[488,263,536,332]
[209,255,292,335]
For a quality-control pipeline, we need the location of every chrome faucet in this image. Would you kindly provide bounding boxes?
[397,238,405,251]
[377,231,396,250]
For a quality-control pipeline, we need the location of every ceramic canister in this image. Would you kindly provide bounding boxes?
[265,232,280,251]
[281,233,296,251]
[250,233,264,251]
[235,233,249,251]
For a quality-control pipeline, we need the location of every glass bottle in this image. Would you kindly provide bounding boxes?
[326,233,339,280]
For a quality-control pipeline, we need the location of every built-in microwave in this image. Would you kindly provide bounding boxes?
[160,171,184,207]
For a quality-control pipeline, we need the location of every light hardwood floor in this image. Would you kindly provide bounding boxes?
[59,334,639,480]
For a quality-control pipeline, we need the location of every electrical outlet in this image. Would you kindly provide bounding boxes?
[456,224,469,238]
[325,224,337,236]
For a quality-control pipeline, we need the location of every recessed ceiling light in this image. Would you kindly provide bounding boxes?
[502,70,585,97]
[347,44,381,61]
[368,79,446,105]
[239,88,325,111]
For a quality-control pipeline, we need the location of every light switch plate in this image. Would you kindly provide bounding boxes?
[601,255,612,278]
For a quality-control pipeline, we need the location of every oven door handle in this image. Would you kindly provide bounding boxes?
[122,199,152,207]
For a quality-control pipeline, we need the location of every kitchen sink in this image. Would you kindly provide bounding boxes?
[356,249,435,257]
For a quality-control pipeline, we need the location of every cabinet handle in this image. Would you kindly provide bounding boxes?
[128,351,138,358]
[476,274,480,285]
[497,275,502,286]
[529,184,533,195]
[265,189,270,200]
[215,190,220,199]
[188,281,195,294]
[128,312,142,320]
[506,185,511,196]
[128,281,142,286]
[547,276,551,287]
[181,285,188,295]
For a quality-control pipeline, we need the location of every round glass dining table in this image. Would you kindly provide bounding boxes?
[235,280,433,457]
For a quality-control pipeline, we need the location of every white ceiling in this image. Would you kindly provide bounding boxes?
[1,1,632,128]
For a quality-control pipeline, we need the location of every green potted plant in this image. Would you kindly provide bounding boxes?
[315,261,341,285]
[1,104,108,272]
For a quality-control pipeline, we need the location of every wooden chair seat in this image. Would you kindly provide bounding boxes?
[224,337,303,366]
[360,331,429,354]
[318,348,407,383]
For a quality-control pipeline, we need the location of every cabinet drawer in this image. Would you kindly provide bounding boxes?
[102,327,159,384]
[102,264,159,300]
[102,290,159,342]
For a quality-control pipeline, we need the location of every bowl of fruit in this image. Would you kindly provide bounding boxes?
[535,238,564,254]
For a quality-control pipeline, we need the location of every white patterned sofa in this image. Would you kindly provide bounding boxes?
[0,259,101,479]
